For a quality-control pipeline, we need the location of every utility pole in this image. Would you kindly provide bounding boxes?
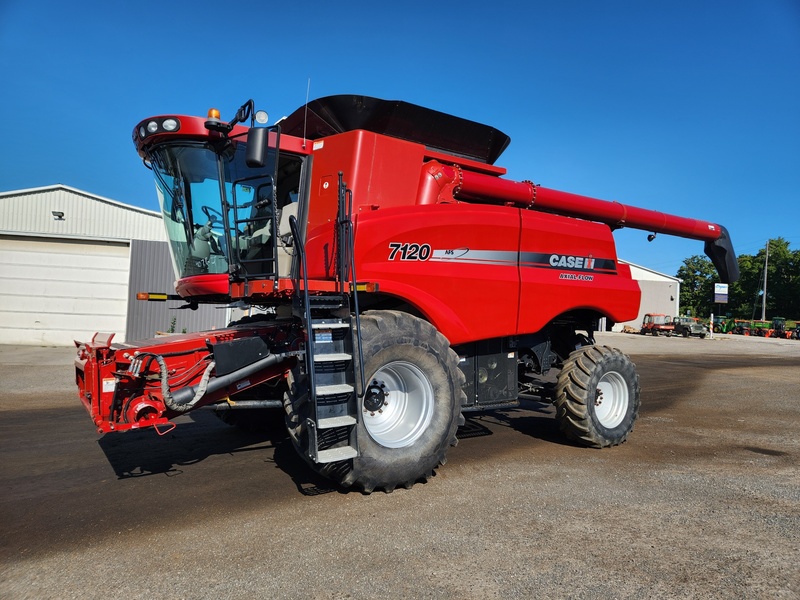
[761,240,769,321]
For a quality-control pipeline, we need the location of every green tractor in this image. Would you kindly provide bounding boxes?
[769,317,795,339]
[723,318,751,335]
[712,315,728,333]
[750,320,771,337]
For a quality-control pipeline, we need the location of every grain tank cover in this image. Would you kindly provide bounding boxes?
[279,94,511,165]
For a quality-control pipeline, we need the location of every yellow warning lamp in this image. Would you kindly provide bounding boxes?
[205,107,228,133]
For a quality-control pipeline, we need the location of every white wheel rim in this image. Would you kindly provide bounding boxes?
[363,361,434,448]
[594,371,629,429]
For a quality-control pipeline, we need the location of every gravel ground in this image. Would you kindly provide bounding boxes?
[0,332,798,599]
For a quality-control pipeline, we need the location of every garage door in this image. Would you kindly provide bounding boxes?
[0,236,130,346]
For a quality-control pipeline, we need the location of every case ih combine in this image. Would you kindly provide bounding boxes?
[75,95,738,492]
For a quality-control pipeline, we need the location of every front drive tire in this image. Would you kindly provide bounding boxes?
[554,345,640,448]
[284,310,465,493]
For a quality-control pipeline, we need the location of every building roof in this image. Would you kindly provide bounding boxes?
[0,184,165,243]
[619,259,681,282]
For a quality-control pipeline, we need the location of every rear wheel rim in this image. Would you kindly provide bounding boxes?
[594,371,629,429]
[363,361,434,448]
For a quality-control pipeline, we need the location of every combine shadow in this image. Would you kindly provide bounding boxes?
[270,440,342,496]
[473,397,581,448]
[96,410,284,479]
[97,409,342,496]
[97,396,575,493]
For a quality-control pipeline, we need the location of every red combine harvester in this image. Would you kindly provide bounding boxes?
[75,95,738,492]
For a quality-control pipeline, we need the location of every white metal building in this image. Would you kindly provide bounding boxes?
[613,260,681,331]
[0,185,166,346]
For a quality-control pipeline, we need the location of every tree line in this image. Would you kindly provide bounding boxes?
[677,238,799,320]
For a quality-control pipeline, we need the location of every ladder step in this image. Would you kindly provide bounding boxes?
[316,383,354,396]
[314,353,352,363]
[308,296,346,309]
[311,321,350,329]
[316,446,358,464]
[318,416,357,429]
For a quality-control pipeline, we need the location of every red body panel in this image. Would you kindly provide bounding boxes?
[133,115,310,159]
[517,211,641,334]
[303,130,427,279]
[348,204,638,345]
[353,204,521,345]
[175,274,231,298]
[298,128,640,345]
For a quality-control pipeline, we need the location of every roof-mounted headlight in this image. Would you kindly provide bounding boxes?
[137,117,182,140]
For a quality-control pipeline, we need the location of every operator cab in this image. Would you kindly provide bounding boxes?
[134,101,309,301]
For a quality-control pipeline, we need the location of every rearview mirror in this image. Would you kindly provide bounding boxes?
[246,127,269,168]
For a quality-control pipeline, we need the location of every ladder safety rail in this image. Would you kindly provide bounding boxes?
[288,214,318,408]
[337,173,366,398]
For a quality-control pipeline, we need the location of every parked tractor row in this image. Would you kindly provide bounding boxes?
[640,314,800,340]
[713,316,799,339]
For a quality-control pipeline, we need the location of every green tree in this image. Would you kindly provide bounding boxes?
[729,252,761,318]
[761,238,798,318]
[677,238,800,321]
[677,255,716,316]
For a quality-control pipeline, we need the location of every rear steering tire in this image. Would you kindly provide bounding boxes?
[554,345,640,448]
[284,310,465,493]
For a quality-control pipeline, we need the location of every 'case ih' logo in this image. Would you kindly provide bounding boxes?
[549,254,596,269]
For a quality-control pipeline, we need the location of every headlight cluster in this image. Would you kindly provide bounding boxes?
[137,118,181,139]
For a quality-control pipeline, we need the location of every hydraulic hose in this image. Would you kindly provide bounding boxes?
[168,352,293,408]
[153,354,216,413]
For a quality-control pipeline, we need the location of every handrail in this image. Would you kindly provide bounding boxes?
[288,214,317,409]
[338,173,366,398]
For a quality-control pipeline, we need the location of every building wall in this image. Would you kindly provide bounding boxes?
[0,235,130,345]
[0,185,257,346]
[606,261,680,332]
[0,185,168,346]
[0,185,164,242]
[125,240,230,342]
[628,279,681,329]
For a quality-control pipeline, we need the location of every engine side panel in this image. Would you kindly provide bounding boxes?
[517,210,641,333]
[303,130,427,279]
[350,204,640,345]
[352,203,521,345]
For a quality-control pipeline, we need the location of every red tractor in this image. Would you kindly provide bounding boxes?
[640,314,675,337]
[75,95,738,492]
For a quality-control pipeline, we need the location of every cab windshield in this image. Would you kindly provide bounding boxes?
[148,140,278,280]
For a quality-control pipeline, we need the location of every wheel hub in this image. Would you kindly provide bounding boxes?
[361,361,436,448]
[363,380,387,413]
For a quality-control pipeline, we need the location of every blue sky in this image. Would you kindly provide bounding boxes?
[2,0,798,277]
